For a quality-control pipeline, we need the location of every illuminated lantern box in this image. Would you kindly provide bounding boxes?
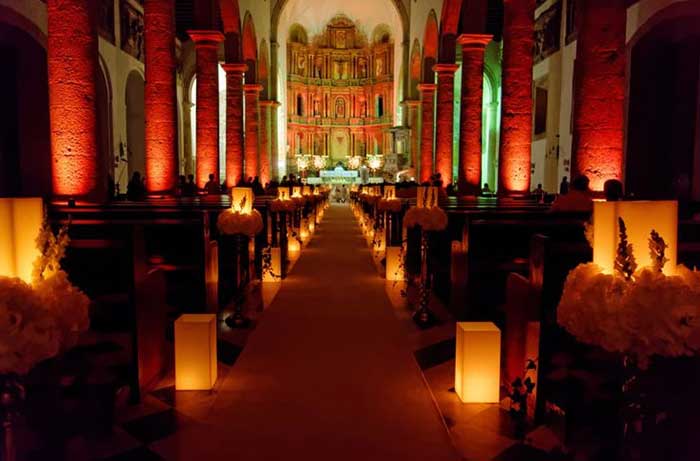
[175,314,218,390]
[288,236,301,254]
[300,220,310,241]
[592,200,677,275]
[263,248,282,282]
[386,247,404,281]
[417,186,439,208]
[292,186,302,198]
[384,185,396,200]
[455,322,501,403]
[302,186,312,196]
[0,197,43,282]
[231,187,254,214]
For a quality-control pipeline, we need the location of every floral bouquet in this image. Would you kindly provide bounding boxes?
[217,209,264,237]
[377,198,402,213]
[404,207,448,232]
[0,215,90,376]
[558,218,700,368]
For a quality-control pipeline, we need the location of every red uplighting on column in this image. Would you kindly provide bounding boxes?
[499,0,535,196]
[188,30,224,189]
[222,63,247,187]
[572,0,626,192]
[145,0,177,194]
[457,34,492,195]
[433,63,459,187]
[244,84,263,181]
[418,83,437,183]
[259,100,277,186]
[48,0,103,200]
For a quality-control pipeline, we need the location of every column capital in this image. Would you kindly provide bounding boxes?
[403,99,421,108]
[417,83,437,94]
[432,63,460,75]
[259,100,281,108]
[457,34,493,50]
[188,30,225,47]
[221,62,248,74]
[243,83,264,93]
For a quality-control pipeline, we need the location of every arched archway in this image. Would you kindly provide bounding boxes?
[409,39,422,100]
[96,58,113,192]
[125,71,145,178]
[0,17,50,197]
[259,39,270,99]
[242,12,257,83]
[626,3,700,200]
[422,10,439,83]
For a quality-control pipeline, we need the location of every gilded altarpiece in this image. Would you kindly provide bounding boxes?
[287,16,394,171]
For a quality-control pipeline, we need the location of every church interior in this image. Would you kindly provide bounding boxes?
[2,0,700,460]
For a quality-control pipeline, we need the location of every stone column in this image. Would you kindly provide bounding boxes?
[48,0,103,200]
[457,34,492,195]
[144,0,177,194]
[433,63,459,186]
[498,0,535,196]
[222,63,246,187]
[244,84,263,180]
[188,30,224,188]
[572,0,626,191]
[259,100,279,185]
[417,83,437,183]
[404,100,421,172]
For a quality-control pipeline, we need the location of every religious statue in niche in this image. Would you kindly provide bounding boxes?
[121,1,144,61]
[342,61,349,80]
[375,57,383,77]
[314,56,323,78]
[336,30,347,49]
[335,99,346,118]
[332,61,340,80]
[313,98,321,116]
[358,58,367,78]
[297,54,306,75]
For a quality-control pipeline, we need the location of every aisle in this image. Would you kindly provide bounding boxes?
[155,204,458,460]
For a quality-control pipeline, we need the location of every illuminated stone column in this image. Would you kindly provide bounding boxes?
[222,63,246,186]
[572,0,626,191]
[244,84,263,180]
[433,64,459,186]
[189,31,223,188]
[498,0,534,196]
[48,0,104,200]
[404,100,421,172]
[457,34,492,195]
[418,83,437,183]
[144,0,177,194]
[259,100,278,185]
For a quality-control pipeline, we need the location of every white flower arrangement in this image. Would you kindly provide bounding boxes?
[217,209,264,237]
[558,219,700,368]
[404,207,448,231]
[377,198,402,213]
[0,215,90,375]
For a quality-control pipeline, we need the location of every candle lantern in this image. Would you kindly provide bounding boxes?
[386,247,404,281]
[592,201,678,275]
[292,186,302,198]
[231,187,254,214]
[175,314,218,390]
[0,197,44,282]
[455,322,501,403]
[417,186,439,208]
[384,185,396,200]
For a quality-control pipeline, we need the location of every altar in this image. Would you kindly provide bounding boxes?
[306,166,383,185]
